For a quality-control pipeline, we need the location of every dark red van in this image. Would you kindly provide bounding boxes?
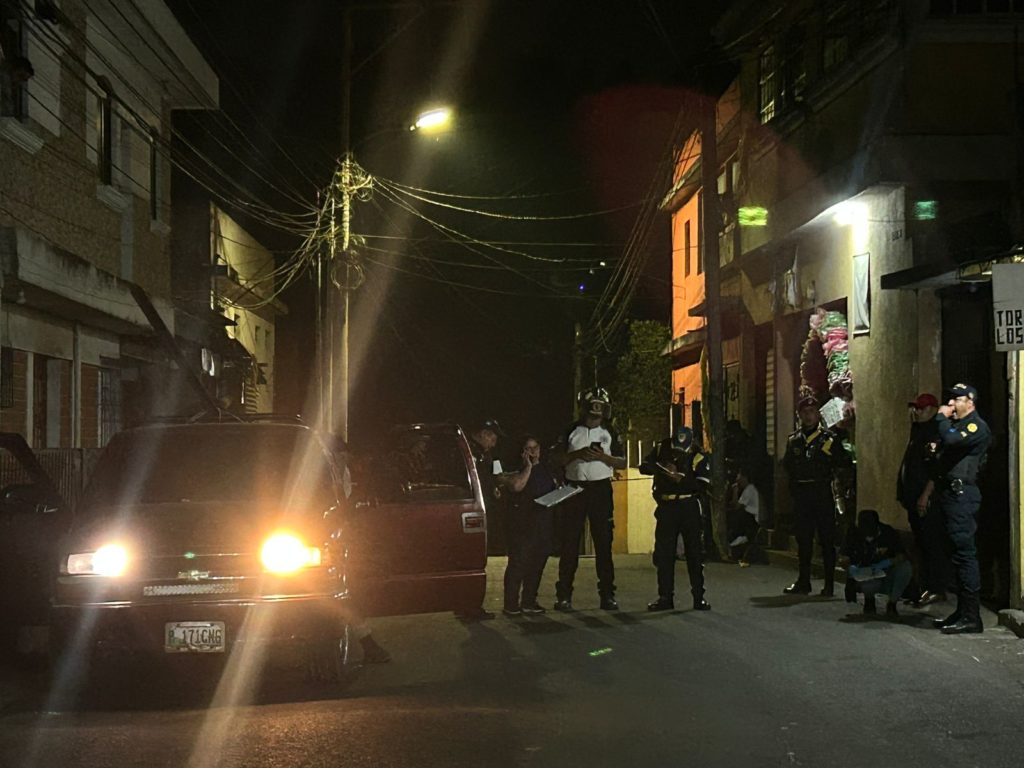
[48,419,487,683]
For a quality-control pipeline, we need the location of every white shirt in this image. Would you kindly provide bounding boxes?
[737,483,760,523]
[564,422,618,482]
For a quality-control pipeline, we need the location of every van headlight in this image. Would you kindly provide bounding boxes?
[66,543,129,577]
[260,532,322,574]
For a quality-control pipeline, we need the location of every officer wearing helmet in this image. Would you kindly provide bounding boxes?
[639,426,712,611]
[554,387,626,611]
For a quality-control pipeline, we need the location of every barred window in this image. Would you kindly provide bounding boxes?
[758,46,776,124]
[98,367,121,447]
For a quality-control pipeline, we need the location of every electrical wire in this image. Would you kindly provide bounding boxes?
[376,178,648,222]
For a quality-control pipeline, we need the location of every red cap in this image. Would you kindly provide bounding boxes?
[908,393,938,409]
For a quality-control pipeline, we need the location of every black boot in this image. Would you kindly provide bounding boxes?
[933,593,963,628]
[819,579,835,598]
[647,597,674,611]
[784,581,812,595]
[941,592,983,635]
[692,589,711,611]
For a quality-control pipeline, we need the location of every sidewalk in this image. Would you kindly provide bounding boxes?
[763,545,1004,629]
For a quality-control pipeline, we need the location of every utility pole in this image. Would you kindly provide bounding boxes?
[326,7,355,441]
[699,91,728,558]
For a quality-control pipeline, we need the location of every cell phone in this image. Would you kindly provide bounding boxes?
[590,441,602,451]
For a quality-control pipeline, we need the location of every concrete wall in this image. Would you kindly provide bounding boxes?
[612,469,656,555]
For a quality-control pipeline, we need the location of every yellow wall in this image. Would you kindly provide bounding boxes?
[213,206,279,412]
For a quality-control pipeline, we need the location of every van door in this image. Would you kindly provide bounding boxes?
[343,425,487,617]
[0,433,68,648]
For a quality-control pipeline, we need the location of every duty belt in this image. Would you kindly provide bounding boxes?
[943,477,975,491]
[659,493,696,501]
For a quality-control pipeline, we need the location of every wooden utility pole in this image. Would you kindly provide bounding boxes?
[325,7,355,441]
[699,92,728,558]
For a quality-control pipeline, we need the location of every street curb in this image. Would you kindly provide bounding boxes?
[997,609,1024,639]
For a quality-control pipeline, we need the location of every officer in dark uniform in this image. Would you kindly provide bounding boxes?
[782,396,850,596]
[640,426,712,611]
[462,419,505,620]
[469,418,505,513]
[925,383,992,635]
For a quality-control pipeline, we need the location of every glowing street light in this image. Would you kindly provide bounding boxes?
[410,106,453,133]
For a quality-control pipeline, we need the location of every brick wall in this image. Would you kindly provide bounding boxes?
[0,349,28,437]
[0,0,172,300]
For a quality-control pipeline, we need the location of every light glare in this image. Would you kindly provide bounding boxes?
[412,107,453,132]
[68,543,129,576]
[260,532,321,574]
[832,201,868,227]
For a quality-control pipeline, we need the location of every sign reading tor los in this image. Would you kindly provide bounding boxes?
[993,263,1024,351]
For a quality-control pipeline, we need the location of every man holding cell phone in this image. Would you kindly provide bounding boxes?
[553,387,626,611]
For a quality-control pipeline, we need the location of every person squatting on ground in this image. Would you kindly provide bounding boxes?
[640,426,712,612]
[923,383,992,635]
[897,392,951,606]
[727,466,762,567]
[501,435,558,616]
[840,509,912,617]
[782,396,851,597]
[554,388,626,612]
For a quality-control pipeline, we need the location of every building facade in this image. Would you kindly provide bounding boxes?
[667,0,1024,606]
[0,0,218,448]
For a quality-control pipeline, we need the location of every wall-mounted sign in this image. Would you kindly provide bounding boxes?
[993,263,1024,351]
[737,206,768,227]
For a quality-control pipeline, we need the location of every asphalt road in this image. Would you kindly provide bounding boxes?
[1,555,1023,768]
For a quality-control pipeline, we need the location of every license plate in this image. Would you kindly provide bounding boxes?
[164,621,226,653]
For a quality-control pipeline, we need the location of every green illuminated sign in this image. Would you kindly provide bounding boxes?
[738,206,768,227]
[913,200,938,220]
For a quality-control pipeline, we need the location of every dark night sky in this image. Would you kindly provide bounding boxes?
[166,0,724,448]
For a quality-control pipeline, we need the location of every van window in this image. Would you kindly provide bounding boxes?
[371,431,473,502]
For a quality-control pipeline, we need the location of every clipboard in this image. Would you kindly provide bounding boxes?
[534,484,584,508]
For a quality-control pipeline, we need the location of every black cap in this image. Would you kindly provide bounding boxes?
[948,383,978,402]
[796,395,819,411]
[475,418,505,437]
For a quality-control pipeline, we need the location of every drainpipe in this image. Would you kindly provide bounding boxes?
[1009,21,1021,601]
[72,323,81,448]
[1011,351,1022,609]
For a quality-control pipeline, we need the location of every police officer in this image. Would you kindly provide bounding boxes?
[462,419,505,620]
[554,388,625,611]
[640,426,712,611]
[469,418,505,512]
[782,396,850,596]
[923,383,991,635]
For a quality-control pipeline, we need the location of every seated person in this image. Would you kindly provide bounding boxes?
[840,509,912,616]
[727,467,762,566]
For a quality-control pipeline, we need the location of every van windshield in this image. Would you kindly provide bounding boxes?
[79,426,336,512]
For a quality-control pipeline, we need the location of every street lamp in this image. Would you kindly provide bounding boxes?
[409,106,453,133]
